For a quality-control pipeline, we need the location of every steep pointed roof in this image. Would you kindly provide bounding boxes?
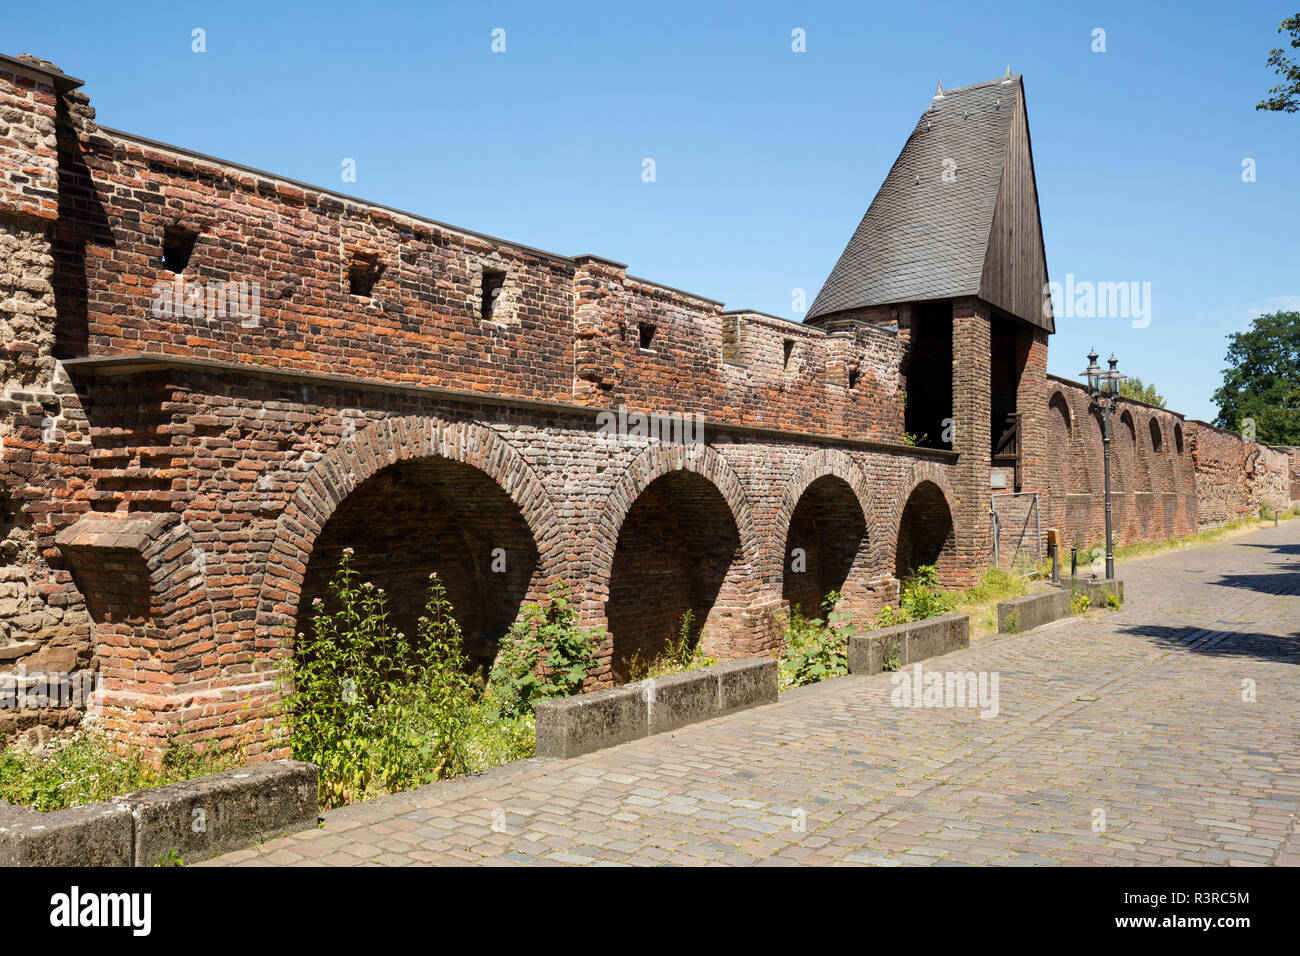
[806,73,1053,331]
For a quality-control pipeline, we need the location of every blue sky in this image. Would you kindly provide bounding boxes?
[9,0,1298,422]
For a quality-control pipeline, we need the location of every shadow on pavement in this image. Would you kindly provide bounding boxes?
[1205,572,1300,595]
[1236,541,1300,556]
[1119,623,1300,663]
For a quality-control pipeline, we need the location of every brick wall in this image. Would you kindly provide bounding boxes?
[0,54,1288,759]
[1189,422,1290,526]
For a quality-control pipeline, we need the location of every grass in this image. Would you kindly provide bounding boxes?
[0,729,245,812]
[1078,506,1300,567]
[461,691,536,773]
[942,565,1043,638]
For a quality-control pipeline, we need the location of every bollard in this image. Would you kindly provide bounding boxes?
[1051,545,1060,586]
[1070,546,1077,583]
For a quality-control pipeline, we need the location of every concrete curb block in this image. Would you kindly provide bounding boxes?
[1069,577,1125,607]
[0,760,318,867]
[997,589,1070,634]
[846,614,970,675]
[0,798,133,866]
[534,657,778,759]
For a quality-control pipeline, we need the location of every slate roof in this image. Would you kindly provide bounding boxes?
[806,74,1022,321]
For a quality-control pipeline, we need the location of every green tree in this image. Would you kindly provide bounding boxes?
[1257,14,1300,113]
[1118,376,1166,407]
[1212,310,1300,444]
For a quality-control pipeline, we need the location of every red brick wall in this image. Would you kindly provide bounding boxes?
[2,56,1290,761]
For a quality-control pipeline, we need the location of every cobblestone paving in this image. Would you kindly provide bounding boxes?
[206,523,1300,866]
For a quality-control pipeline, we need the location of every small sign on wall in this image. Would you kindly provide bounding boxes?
[990,470,1009,489]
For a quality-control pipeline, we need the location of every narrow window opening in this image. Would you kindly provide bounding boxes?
[348,256,385,297]
[783,339,795,369]
[848,366,860,389]
[639,322,657,349]
[481,270,506,321]
[161,226,198,273]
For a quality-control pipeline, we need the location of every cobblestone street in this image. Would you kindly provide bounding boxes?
[207,523,1300,867]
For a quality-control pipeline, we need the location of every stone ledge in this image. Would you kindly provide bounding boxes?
[0,760,318,866]
[1068,577,1125,607]
[998,589,1071,634]
[534,657,778,759]
[0,798,133,866]
[846,614,970,675]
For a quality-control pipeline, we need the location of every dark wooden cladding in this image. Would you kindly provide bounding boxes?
[979,83,1054,333]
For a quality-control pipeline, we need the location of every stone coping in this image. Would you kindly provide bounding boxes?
[0,759,318,867]
[846,613,970,675]
[534,657,778,759]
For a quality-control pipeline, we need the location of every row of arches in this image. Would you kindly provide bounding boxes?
[259,417,958,682]
[1048,389,1187,497]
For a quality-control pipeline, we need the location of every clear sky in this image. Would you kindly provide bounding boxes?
[8,0,1298,422]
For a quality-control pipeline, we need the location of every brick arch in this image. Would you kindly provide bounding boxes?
[773,449,876,616]
[771,448,876,569]
[1047,388,1081,495]
[1147,415,1171,493]
[590,442,760,602]
[1118,408,1141,492]
[594,443,764,676]
[1171,421,1189,494]
[255,415,562,640]
[883,461,959,580]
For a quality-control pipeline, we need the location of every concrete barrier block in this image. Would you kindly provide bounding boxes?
[714,657,779,714]
[120,760,318,867]
[847,625,904,675]
[904,614,970,662]
[536,658,778,756]
[1071,578,1124,607]
[534,684,646,759]
[0,798,133,867]
[645,669,717,735]
[998,589,1070,633]
[847,614,970,675]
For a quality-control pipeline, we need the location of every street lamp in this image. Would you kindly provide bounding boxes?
[1082,349,1125,579]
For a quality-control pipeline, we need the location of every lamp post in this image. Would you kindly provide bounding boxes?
[1082,349,1125,580]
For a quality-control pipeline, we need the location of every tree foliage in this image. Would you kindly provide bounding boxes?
[1257,14,1300,113]
[1212,310,1300,444]
[1118,376,1166,407]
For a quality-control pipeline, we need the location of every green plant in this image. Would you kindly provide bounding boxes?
[157,848,185,868]
[1070,590,1091,615]
[626,609,717,681]
[1106,593,1120,610]
[278,551,478,809]
[665,609,698,670]
[780,590,854,689]
[461,692,536,772]
[898,565,954,621]
[487,580,602,719]
[1006,609,1020,634]
[881,639,902,672]
[0,730,241,812]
